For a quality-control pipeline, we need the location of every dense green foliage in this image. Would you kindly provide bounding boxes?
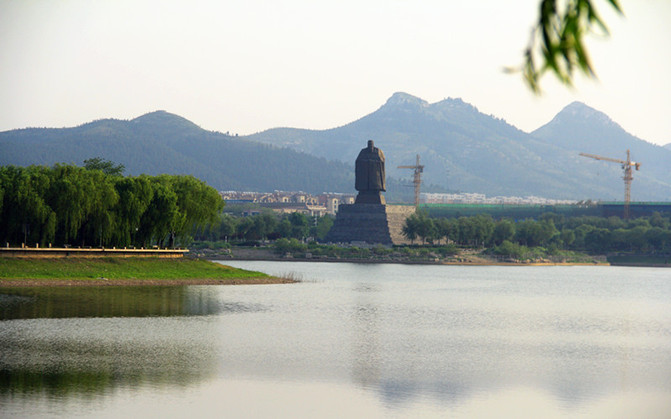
[195,211,334,243]
[0,258,268,280]
[0,164,223,248]
[423,203,602,219]
[83,157,125,176]
[403,211,671,258]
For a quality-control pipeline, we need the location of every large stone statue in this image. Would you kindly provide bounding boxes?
[325,139,413,245]
[355,140,386,204]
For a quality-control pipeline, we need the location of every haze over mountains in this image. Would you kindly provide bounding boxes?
[2,92,670,202]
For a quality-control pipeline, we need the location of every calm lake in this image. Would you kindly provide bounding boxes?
[1,262,670,418]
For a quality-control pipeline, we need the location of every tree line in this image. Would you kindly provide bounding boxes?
[403,211,671,256]
[195,211,334,244]
[0,162,223,248]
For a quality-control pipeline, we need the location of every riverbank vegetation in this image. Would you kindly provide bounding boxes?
[193,210,671,265]
[275,238,459,261]
[401,211,671,262]
[0,162,223,248]
[195,211,333,243]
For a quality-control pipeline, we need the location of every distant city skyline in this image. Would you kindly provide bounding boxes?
[1,0,669,146]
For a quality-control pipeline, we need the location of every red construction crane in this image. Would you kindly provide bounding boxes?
[579,149,641,218]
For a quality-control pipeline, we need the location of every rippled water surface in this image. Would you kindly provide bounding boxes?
[1,263,670,418]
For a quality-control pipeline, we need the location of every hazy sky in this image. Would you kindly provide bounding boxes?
[1,0,669,146]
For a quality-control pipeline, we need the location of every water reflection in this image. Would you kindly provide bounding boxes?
[0,286,264,319]
[0,316,219,398]
[351,282,381,390]
[0,286,244,400]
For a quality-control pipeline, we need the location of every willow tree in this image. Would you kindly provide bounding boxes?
[112,176,154,247]
[0,164,223,248]
[47,164,119,246]
[83,157,125,177]
[153,174,224,246]
[0,166,56,246]
[515,0,623,92]
[136,179,181,248]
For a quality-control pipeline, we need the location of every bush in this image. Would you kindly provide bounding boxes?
[492,240,527,260]
[372,245,391,255]
[274,238,307,254]
[436,244,458,257]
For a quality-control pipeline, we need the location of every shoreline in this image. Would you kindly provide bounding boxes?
[0,277,296,287]
[207,247,665,267]
[216,256,610,267]
[220,255,669,268]
[202,247,614,267]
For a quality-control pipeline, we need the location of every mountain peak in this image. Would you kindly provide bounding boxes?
[383,92,429,108]
[432,96,478,112]
[536,101,621,135]
[131,111,201,131]
[556,101,614,124]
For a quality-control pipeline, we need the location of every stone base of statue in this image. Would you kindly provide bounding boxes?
[354,191,385,205]
[324,204,414,246]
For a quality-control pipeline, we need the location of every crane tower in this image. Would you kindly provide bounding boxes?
[579,149,641,218]
[398,155,424,210]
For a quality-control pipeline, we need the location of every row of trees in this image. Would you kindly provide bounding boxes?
[197,208,671,256]
[0,163,223,248]
[195,211,334,243]
[403,211,671,254]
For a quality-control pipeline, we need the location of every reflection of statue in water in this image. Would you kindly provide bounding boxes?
[355,140,386,204]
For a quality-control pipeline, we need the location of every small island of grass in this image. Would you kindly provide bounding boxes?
[0,257,294,287]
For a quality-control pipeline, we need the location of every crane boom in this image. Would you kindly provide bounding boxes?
[579,149,641,218]
[579,152,639,167]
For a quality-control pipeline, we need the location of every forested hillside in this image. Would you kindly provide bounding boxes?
[0,112,355,195]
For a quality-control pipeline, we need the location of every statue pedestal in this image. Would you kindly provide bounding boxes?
[354,191,385,205]
[324,204,415,245]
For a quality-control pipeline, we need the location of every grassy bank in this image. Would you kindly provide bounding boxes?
[0,257,286,286]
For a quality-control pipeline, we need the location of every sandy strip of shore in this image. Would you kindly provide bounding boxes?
[0,277,297,287]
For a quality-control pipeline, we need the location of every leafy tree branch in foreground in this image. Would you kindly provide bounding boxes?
[511,0,623,92]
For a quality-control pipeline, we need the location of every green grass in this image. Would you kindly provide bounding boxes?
[0,257,269,280]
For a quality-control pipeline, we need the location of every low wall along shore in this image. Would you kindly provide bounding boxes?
[1,246,188,259]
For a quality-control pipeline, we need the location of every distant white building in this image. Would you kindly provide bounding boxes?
[221,190,354,216]
[421,192,577,206]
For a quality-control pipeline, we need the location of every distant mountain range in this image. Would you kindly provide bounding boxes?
[2,93,670,201]
[0,111,361,195]
[246,92,671,201]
